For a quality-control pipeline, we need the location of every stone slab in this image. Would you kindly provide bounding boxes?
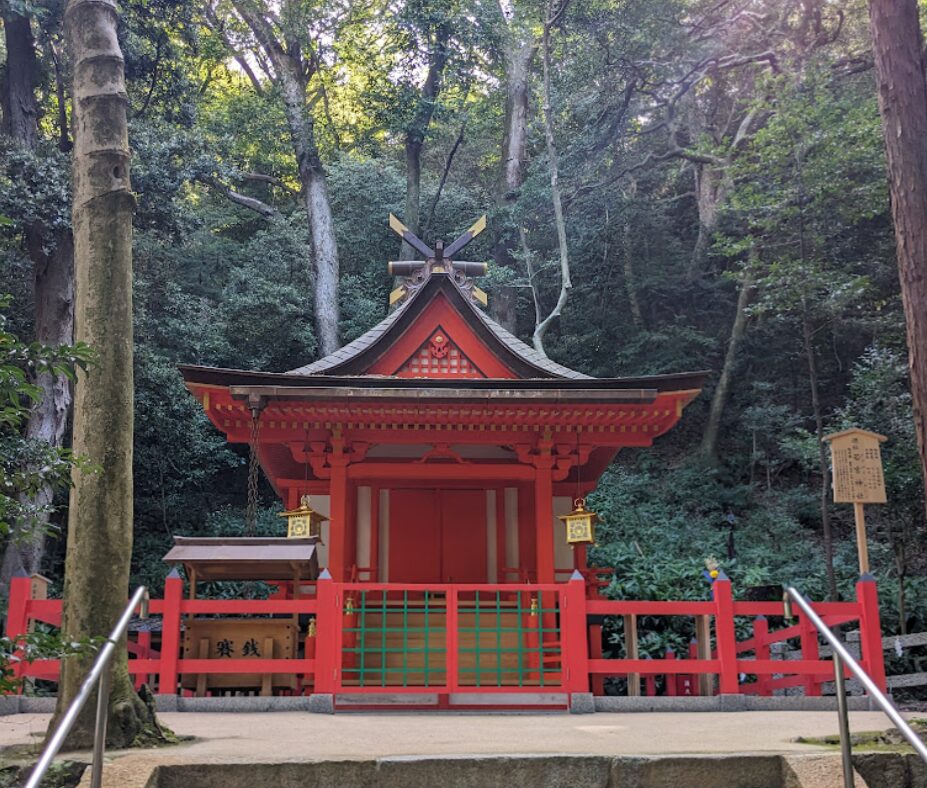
[594,694,875,713]
[307,693,334,714]
[19,697,55,714]
[174,696,312,713]
[569,692,595,714]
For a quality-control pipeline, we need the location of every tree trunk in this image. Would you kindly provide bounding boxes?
[0,10,76,591]
[621,184,643,328]
[802,305,837,601]
[490,32,536,332]
[305,166,340,356]
[278,66,340,356]
[53,0,158,747]
[700,269,754,460]
[399,27,449,261]
[688,164,729,280]
[231,1,341,356]
[1,11,40,149]
[500,39,536,200]
[1,231,74,590]
[869,0,927,520]
[400,138,423,260]
[531,4,571,356]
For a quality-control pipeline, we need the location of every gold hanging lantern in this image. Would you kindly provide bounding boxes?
[278,495,328,540]
[559,498,598,546]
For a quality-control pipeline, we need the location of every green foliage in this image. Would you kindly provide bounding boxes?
[0,296,92,537]
[2,0,925,684]
[0,631,99,696]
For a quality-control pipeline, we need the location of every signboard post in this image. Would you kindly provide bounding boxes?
[822,428,888,575]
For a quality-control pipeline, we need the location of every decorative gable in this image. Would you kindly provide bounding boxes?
[395,329,485,378]
[364,290,519,379]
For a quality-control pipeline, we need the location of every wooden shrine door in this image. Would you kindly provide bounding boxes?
[388,489,487,583]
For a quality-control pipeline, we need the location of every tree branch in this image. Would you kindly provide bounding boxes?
[199,176,279,218]
[422,118,467,238]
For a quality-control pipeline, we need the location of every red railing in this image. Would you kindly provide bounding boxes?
[325,580,586,695]
[4,573,886,699]
[586,576,886,696]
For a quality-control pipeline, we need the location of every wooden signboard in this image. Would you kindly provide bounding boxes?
[823,428,888,575]
[826,428,887,504]
[182,618,298,696]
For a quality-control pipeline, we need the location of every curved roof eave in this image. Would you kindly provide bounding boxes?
[287,272,590,380]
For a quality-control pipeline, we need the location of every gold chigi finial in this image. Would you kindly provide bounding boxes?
[387,214,489,306]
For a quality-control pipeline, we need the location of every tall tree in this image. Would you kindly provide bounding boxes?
[0,5,76,591]
[497,0,536,202]
[54,0,158,745]
[228,0,341,355]
[528,0,572,356]
[868,0,927,518]
[488,0,537,331]
[395,3,453,259]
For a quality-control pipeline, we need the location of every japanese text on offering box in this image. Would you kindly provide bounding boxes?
[829,433,886,504]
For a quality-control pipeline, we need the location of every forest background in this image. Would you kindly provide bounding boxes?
[2,0,925,675]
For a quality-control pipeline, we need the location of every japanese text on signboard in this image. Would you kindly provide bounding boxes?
[829,433,886,504]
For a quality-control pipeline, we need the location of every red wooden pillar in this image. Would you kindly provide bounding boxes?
[645,675,656,696]
[6,574,30,639]
[753,616,772,696]
[644,655,656,697]
[314,570,338,694]
[446,588,459,692]
[524,595,540,681]
[799,610,821,696]
[713,573,739,695]
[562,571,589,692]
[495,487,506,583]
[369,486,380,581]
[590,625,604,695]
[518,483,537,580]
[857,575,887,692]
[134,631,152,690]
[686,639,698,696]
[533,453,555,585]
[6,574,31,690]
[664,649,677,696]
[345,480,358,575]
[328,436,349,581]
[159,570,183,696]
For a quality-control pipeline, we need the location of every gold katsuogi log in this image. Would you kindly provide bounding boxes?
[181,618,298,695]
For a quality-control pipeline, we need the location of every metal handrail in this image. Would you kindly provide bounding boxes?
[785,586,927,788]
[25,585,149,788]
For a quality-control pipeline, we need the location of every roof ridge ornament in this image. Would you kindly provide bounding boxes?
[387,214,489,307]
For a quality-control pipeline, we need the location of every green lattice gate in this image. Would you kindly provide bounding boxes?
[338,585,563,691]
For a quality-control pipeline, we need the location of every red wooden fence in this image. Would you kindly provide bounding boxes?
[4,573,886,699]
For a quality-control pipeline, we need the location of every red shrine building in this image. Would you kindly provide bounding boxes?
[179,222,705,589]
[5,217,888,708]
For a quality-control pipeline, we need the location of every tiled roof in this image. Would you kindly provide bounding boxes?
[287,273,590,380]
[471,309,590,380]
[288,296,414,376]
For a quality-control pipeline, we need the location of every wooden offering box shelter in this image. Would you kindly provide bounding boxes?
[163,536,319,696]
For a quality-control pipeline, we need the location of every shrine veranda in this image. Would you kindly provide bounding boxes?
[4,221,888,710]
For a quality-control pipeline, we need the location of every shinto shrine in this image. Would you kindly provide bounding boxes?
[180,214,705,589]
[4,216,887,712]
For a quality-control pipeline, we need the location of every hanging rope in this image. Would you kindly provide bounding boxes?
[245,400,264,536]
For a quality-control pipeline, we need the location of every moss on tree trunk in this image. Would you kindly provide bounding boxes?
[51,0,163,749]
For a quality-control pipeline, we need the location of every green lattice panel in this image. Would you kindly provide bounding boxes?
[456,590,563,688]
[341,590,447,687]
